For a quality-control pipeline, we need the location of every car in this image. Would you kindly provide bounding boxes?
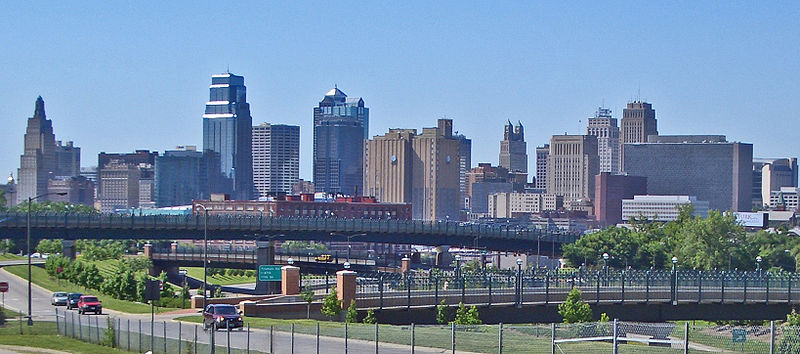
[203,304,243,331]
[51,292,68,306]
[66,292,83,310]
[315,254,332,262]
[77,295,102,315]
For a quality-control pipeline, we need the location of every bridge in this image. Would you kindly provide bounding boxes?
[246,268,800,323]
[0,212,578,252]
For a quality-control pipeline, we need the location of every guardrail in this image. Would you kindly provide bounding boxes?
[355,269,800,309]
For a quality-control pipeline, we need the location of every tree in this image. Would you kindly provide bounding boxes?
[453,302,482,325]
[321,287,342,319]
[436,300,450,324]
[363,309,377,324]
[36,239,62,254]
[300,289,315,319]
[780,309,800,353]
[345,300,358,323]
[558,288,592,323]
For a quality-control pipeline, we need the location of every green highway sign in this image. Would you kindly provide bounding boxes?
[258,265,282,282]
[732,328,746,343]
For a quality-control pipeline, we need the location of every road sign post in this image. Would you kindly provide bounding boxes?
[258,265,282,282]
[0,281,8,310]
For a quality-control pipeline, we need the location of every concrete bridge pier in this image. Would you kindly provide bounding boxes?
[61,239,76,260]
[435,245,452,268]
[254,239,279,295]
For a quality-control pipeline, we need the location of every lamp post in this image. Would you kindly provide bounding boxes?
[344,261,351,270]
[602,252,609,286]
[756,256,762,277]
[194,203,209,310]
[516,258,523,308]
[671,256,678,305]
[26,192,66,325]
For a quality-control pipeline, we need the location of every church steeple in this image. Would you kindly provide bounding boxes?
[34,96,45,119]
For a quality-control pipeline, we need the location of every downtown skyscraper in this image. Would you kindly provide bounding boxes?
[252,123,300,197]
[499,121,528,174]
[202,73,253,200]
[619,101,657,172]
[313,87,368,196]
[586,107,619,173]
[17,97,57,204]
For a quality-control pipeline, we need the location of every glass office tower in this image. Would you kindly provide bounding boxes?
[202,73,253,200]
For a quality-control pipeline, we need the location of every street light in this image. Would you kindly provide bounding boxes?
[671,256,678,305]
[343,262,351,270]
[26,192,66,326]
[194,203,209,310]
[756,256,763,276]
[516,258,523,308]
[602,252,609,285]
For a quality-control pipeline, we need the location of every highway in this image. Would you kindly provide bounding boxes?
[0,267,459,353]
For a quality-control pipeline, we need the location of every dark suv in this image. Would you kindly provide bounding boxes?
[203,304,243,330]
[66,292,83,310]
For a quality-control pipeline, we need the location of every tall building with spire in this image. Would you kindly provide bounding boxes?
[586,107,619,173]
[202,73,253,200]
[499,121,528,174]
[17,97,58,204]
[619,101,657,172]
[313,87,368,196]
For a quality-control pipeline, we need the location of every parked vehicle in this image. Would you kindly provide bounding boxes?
[66,293,82,310]
[203,304,243,330]
[51,292,68,306]
[77,295,102,315]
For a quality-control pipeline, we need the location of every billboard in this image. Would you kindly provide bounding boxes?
[734,212,767,228]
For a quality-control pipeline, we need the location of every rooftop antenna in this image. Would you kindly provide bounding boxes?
[637,82,641,101]
[226,64,230,73]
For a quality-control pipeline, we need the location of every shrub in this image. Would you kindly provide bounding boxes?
[321,287,342,318]
[436,300,450,324]
[345,300,358,323]
[558,288,592,323]
[453,302,482,325]
[363,309,377,324]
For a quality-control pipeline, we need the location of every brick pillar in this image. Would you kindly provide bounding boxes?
[61,240,76,260]
[143,242,153,258]
[170,242,178,254]
[337,270,357,309]
[281,266,300,295]
[254,239,278,295]
[401,257,411,273]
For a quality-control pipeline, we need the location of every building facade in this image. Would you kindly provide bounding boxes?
[54,140,80,179]
[535,144,549,190]
[47,176,94,206]
[1,174,17,208]
[154,146,208,207]
[454,133,472,211]
[488,192,564,218]
[755,158,798,208]
[97,150,158,212]
[313,87,368,196]
[17,97,58,204]
[202,73,253,200]
[192,194,411,220]
[619,101,657,172]
[499,121,528,174]
[586,107,619,173]
[622,195,709,221]
[363,119,462,220]
[252,123,300,197]
[623,139,753,211]
[594,172,647,226]
[771,187,800,211]
[546,135,599,204]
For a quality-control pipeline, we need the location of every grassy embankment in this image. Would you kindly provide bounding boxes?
[185,267,255,286]
[0,321,128,353]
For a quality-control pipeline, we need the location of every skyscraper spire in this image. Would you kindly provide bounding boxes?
[34,96,45,119]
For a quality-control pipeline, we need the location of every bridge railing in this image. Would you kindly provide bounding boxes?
[0,212,580,244]
[354,269,800,309]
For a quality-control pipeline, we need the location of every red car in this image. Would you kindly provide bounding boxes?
[77,295,102,315]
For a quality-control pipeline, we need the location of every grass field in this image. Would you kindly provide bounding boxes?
[1,306,22,318]
[0,321,128,353]
[185,267,255,286]
[0,253,24,261]
[3,265,177,314]
[174,315,617,353]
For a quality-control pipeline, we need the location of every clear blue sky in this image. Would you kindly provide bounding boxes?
[2,2,799,181]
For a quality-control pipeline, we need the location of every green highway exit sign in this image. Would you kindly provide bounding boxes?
[258,265,282,282]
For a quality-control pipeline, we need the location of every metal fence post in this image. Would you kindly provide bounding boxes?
[596,271,601,305]
[789,275,793,304]
[645,270,650,304]
[127,319,130,351]
[744,272,748,303]
[721,271,725,304]
[612,319,619,354]
[78,314,82,340]
[316,322,320,354]
[498,322,503,354]
[434,276,439,305]
[488,276,493,307]
[698,271,702,303]
[194,324,198,354]
[411,323,415,354]
[379,274,384,309]
[345,321,349,354]
[164,321,168,354]
[270,325,274,354]
[545,271,550,304]
[138,319,142,352]
[766,273,770,304]
[291,323,295,354]
[55,308,59,335]
[451,322,455,354]
[551,322,556,354]
[621,271,625,304]
[178,321,182,354]
[684,322,689,354]
[407,274,412,310]
[375,322,379,354]
[770,320,775,354]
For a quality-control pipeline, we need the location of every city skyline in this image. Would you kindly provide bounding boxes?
[2,2,800,182]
